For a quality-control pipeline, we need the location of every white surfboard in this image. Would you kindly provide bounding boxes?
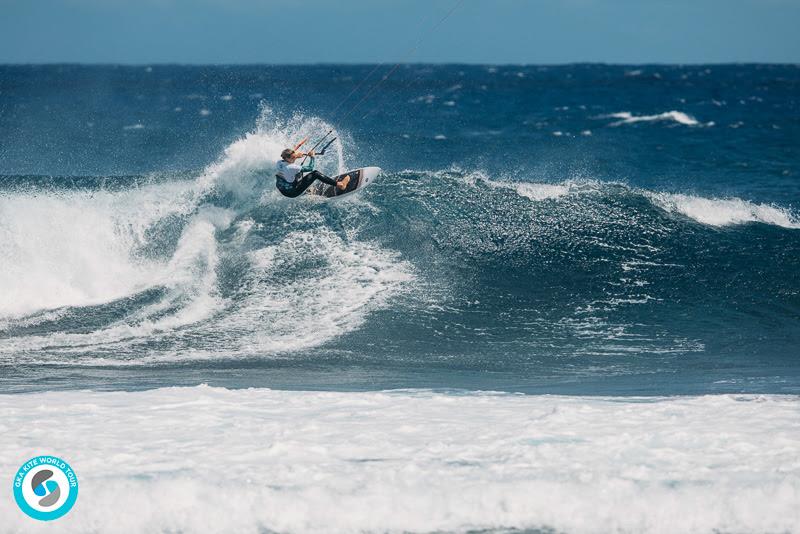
[310,166,380,199]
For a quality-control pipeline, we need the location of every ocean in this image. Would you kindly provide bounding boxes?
[1,64,799,532]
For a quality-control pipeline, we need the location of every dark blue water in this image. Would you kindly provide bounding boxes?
[1,64,798,394]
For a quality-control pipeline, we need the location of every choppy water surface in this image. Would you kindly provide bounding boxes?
[1,64,798,394]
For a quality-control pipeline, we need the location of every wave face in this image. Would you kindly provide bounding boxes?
[0,107,412,367]
[1,64,799,394]
[2,386,799,533]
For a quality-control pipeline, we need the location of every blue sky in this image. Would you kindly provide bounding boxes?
[2,0,799,64]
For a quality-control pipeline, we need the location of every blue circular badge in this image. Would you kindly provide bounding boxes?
[12,455,78,521]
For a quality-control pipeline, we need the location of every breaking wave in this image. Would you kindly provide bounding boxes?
[0,107,797,367]
[0,106,412,364]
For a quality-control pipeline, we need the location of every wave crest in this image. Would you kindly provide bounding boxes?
[602,110,704,127]
[648,192,800,228]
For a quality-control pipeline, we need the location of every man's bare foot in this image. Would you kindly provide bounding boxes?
[336,175,351,190]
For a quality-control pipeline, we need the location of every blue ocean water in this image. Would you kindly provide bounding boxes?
[1,64,799,395]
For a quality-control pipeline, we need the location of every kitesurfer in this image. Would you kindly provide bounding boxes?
[275,148,350,198]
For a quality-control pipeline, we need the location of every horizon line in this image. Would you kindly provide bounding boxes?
[2,61,799,68]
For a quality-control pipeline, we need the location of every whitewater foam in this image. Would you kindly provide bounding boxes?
[649,192,800,228]
[1,387,797,533]
[486,176,601,202]
[603,111,702,127]
[0,180,200,318]
[0,206,231,359]
[211,228,414,358]
[0,223,412,364]
[432,168,574,202]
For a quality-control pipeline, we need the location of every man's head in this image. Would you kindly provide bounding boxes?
[281,148,299,162]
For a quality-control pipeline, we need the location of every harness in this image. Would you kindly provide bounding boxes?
[275,173,296,193]
[276,160,309,193]
[276,157,310,194]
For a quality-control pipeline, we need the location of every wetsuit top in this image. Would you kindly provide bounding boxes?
[276,157,315,184]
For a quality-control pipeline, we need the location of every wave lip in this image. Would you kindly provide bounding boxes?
[1,386,798,533]
[649,192,800,228]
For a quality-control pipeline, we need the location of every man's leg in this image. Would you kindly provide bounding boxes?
[282,172,323,197]
[280,171,346,197]
[312,171,351,194]
[277,179,305,198]
[296,170,341,195]
[308,170,338,187]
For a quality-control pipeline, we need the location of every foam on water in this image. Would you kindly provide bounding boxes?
[449,169,593,202]
[604,111,701,126]
[0,180,199,318]
[512,182,570,200]
[649,192,800,228]
[498,179,603,202]
[0,204,231,358]
[0,224,412,363]
[214,229,413,357]
[1,386,798,533]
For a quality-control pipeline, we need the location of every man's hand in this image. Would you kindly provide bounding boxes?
[307,150,315,157]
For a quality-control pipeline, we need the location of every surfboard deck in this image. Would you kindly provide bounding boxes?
[309,167,380,199]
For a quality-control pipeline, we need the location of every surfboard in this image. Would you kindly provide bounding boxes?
[310,167,380,199]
